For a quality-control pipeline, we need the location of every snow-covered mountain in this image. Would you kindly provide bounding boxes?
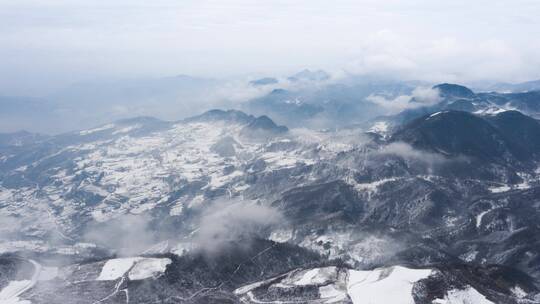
[2,105,540,303]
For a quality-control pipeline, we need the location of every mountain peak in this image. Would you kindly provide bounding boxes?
[239,115,288,140]
[392,110,509,161]
[288,69,330,82]
[184,109,254,124]
[269,88,288,95]
[246,115,288,133]
[249,77,278,86]
[392,110,540,162]
[433,83,475,98]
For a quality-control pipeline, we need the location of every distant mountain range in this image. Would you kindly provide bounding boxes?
[2,69,540,135]
[367,83,540,136]
[474,79,540,93]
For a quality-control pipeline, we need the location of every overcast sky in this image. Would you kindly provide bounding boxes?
[1,0,540,95]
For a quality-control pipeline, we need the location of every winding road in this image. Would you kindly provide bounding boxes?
[0,259,41,302]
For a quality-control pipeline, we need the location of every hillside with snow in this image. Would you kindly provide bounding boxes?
[1,98,540,303]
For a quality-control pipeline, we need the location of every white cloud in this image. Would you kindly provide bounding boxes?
[83,214,157,256]
[195,200,283,255]
[0,0,540,94]
[367,87,441,114]
[346,29,540,84]
[377,142,443,163]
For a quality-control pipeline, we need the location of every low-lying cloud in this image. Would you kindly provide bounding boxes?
[367,87,441,114]
[83,214,157,256]
[375,142,446,164]
[194,200,283,256]
[0,215,24,239]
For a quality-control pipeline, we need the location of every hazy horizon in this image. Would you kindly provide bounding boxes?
[2,0,540,97]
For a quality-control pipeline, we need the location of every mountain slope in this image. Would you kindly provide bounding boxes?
[2,108,540,303]
[392,110,540,164]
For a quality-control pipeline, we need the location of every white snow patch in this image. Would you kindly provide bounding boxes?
[459,250,479,262]
[37,266,58,281]
[0,281,32,302]
[130,201,158,214]
[354,178,399,192]
[284,98,303,105]
[170,242,194,257]
[319,284,348,303]
[0,260,41,303]
[209,170,243,189]
[295,267,337,286]
[299,230,397,266]
[233,183,250,192]
[475,106,508,115]
[352,177,399,200]
[79,124,115,135]
[142,241,170,255]
[476,209,493,228]
[348,238,386,264]
[511,286,527,299]
[444,216,459,227]
[432,286,494,304]
[14,165,27,172]
[429,111,444,118]
[169,201,185,216]
[299,231,353,263]
[488,184,511,193]
[269,229,293,243]
[261,151,301,170]
[489,174,533,193]
[187,195,205,209]
[112,124,141,135]
[97,257,171,281]
[0,187,15,201]
[369,121,389,134]
[90,209,110,223]
[233,273,284,295]
[128,258,171,280]
[0,297,31,304]
[97,257,142,280]
[0,240,49,254]
[81,184,109,197]
[347,266,433,304]
[515,172,532,190]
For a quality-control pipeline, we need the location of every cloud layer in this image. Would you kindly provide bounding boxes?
[1,0,540,95]
[367,87,441,114]
[195,201,283,255]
